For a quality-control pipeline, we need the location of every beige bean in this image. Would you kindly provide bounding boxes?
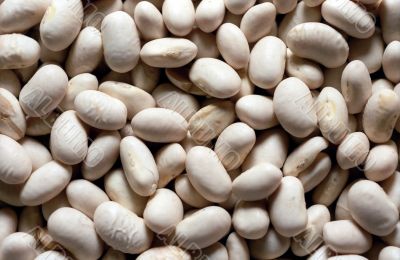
[0,232,37,260]
[174,174,212,208]
[341,60,372,114]
[137,246,191,260]
[328,255,368,260]
[186,146,232,203]
[291,204,330,256]
[18,206,43,233]
[364,141,398,181]
[379,0,400,44]
[382,171,400,211]
[231,70,255,101]
[82,131,120,181]
[269,176,307,237]
[19,64,68,117]
[189,58,241,98]
[59,73,98,111]
[317,87,349,144]
[20,161,72,206]
[273,0,297,14]
[38,35,68,65]
[119,123,134,138]
[134,1,166,41]
[40,0,83,51]
[304,0,325,7]
[101,11,140,73]
[140,38,197,68]
[287,22,349,68]
[349,30,384,73]
[174,206,231,249]
[348,180,399,236]
[102,248,126,260]
[273,77,317,137]
[187,28,220,59]
[0,134,32,184]
[283,136,329,177]
[104,169,148,216]
[0,70,21,97]
[152,83,199,121]
[379,246,400,260]
[0,181,24,206]
[249,36,286,89]
[83,0,123,29]
[156,143,186,188]
[200,243,228,260]
[240,3,276,43]
[249,227,290,259]
[35,251,69,260]
[383,41,400,84]
[226,232,250,260]
[162,0,195,36]
[65,26,103,77]
[20,137,52,172]
[131,61,160,93]
[50,110,88,165]
[363,89,400,143]
[0,34,40,69]
[323,220,372,254]
[0,88,26,140]
[382,221,400,247]
[48,207,103,259]
[335,180,360,221]
[195,0,225,33]
[298,152,331,192]
[312,165,349,206]
[235,95,277,130]
[143,188,183,234]
[233,200,269,239]
[321,0,375,39]
[165,66,207,96]
[188,100,235,144]
[242,128,289,170]
[0,208,17,245]
[336,132,369,170]
[75,90,127,130]
[225,0,256,15]
[41,191,70,221]
[308,245,334,260]
[120,136,159,196]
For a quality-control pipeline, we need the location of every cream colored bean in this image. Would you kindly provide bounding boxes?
[101,248,126,260]
[38,36,68,65]
[140,38,197,68]
[59,73,98,111]
[162,0,195,36]
[131,108,188,143]
[50,110,88,165]
[174,206,231,249]
[216,23,249,69]
[341,60,372,114]
[0,88,26,140]
[0,181,24,206]
[41,191,70,221]
[335,180,359,221]
[249,227,290,259]
[242,128,289,170]
[312,165,349,206]
[0,70,21,97]
[174,174,211,208]
[18,206,43,233]
[83,0,123,29]
[14,62,38,85]
[317,87,349,144]
[75,90,127,130]
[269,176,307,237]
[225,0,255,15]
[328,256,368,260]
[143,188,183,234]
[131,61,160,93]
[20,137,52,172]
[231,70,255,101]
[324,220,372,254]
[321,0,375,39]
[82,131,120,181]
[363,89,400,143]
[19,64,68,117]
[287,22,348,68]
[188,100,235,144]
[382,221,400,247]
[104,169,147,216]
[40,0,83,51]
[152,83,199,121]
[379,246,400,260]
[20,161,71,206]
[349,30,384,73]
[0,134,32,184]
[298,152,331,192]
[101,11,140,73]
[235,95,277,130]
[66,179,109,219]
[0,34,40,69]
[336,132,369,170]
[379,0,400,44]
[273,77,317,137]
[382,171,400,211]
[304,0,325,7]
[120,136,159,196]
[0,232,37,260]
[65,26,103,77]
[156,143,186,188]
[283,136,329,177]
[0,208,17,245]
[187,28,220,59]
[364,141,398,181]
[189,58,241,98]
[240,3,276,43]
[134,1,166,41]
[249,36,286,89]
[137,246,191,260]
[200,243,228,260]
[226,233,249,260]
[348,180,399,236]
[48,207,103,259]
[233,200,269,239]
[165,67,207,96]
[273,0,297,14]
[308,245,333,260]
[35,251,69,260]
[186,146,232,203]
[383,41,400,84]
[195,0,225,33]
